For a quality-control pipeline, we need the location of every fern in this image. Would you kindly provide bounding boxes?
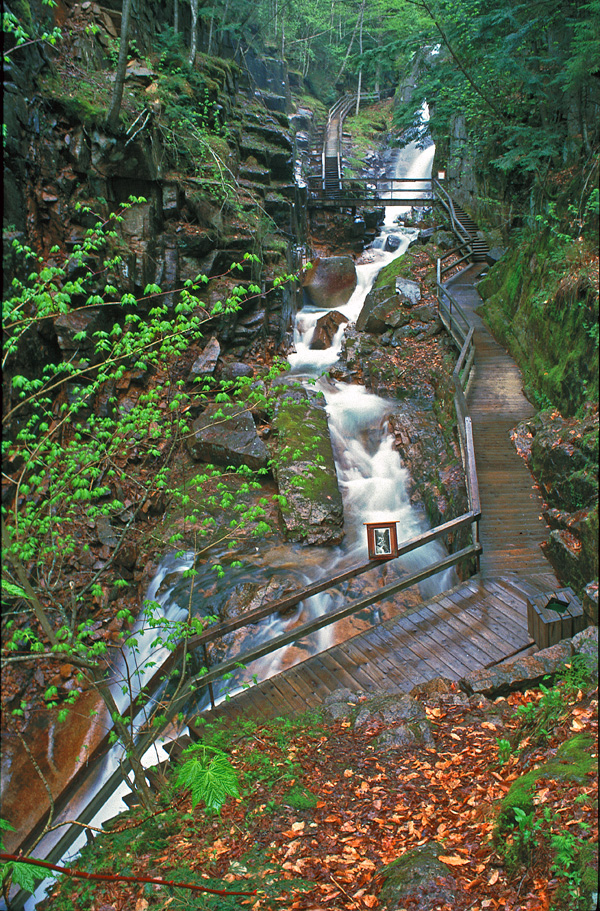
[175,745,239,813]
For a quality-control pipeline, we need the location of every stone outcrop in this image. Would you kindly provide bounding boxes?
[354,693,435,750]
[355,276,442,343]
[301,256,357,309]
[270,382,344,545]
[187,403,269,470]
[377,843,462,911]
[512,406,598,591]
[204,578,295,667]
[310,310,348,350]
[459,626,598,697]
[356,286,409,333]
[389,407,468,533]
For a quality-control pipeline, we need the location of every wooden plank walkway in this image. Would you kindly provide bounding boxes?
[189,263,563,729]
[193,572,558,727]
[447,265,558,580]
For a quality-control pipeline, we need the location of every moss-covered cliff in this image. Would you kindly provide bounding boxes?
[478,231,598,416]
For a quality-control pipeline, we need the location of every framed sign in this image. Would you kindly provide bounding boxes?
[365,521,399,560]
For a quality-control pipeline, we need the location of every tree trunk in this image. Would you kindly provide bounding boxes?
[91,672,156,811]
[217,0,230,55]
[355,2,364,116]
[334,0,364,87]
[174,0,179,34]
[106,0,133,133]
[207,15,214,55]
[188,0,199,68]
[2,522,59,647]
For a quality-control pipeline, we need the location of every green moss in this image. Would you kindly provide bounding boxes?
[372,250,424,290]
[496,734,595,834]
[478,232,599,415]
[37,73,112,128]
[270,387,341,515]
[378,843,450,907]
[284,785,318,810]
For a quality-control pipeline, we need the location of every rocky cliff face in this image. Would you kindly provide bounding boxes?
[3,1,308,364]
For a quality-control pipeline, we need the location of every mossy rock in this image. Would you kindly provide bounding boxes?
[477,233,599,415]
[377,842,459,909]
[495,734,595,835]
[373,250,429,292]
[269,382,344,545]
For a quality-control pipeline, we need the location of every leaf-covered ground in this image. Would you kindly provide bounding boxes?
[43,677,598,911]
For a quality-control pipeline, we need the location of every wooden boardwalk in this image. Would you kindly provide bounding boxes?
[447,265,556,579]
[192,263,560,729]
[193,572,557,727]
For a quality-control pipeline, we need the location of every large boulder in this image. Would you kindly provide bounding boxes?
[385,234,402,252]
[356,286,410,334]
[301,256,357,309]
[354,693,435,750]
[377,843,461,910]
[187,403,268,470]
[310,310,348,350]
[395,277,421,306]
[271,383,344,545]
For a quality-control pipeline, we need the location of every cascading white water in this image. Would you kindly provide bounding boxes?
[24,135,450,910]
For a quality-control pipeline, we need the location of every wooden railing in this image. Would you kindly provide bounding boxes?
[436,261,480,565]
[309,176,434,206]
[432,179,473,247]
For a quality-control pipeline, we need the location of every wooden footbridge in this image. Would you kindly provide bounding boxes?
[311,94,491,261]
[314,93,435,208]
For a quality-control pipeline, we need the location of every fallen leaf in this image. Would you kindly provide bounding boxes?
[439,855,469,866]
[488,869,500,885]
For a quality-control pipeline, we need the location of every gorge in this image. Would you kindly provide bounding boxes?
[2,2,598,909]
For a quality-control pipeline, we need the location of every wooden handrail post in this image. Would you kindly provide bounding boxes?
[203,644,216,710]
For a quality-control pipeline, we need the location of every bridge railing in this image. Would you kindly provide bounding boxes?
[308,176,434,205]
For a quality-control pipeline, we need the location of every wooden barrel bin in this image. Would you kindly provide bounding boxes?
[526,588,586,649]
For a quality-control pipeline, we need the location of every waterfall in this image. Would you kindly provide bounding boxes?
[142,137,452,701]
[23,137,452,910]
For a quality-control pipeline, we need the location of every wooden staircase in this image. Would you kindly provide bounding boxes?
[323,155,341,197]
[452,203,490,262]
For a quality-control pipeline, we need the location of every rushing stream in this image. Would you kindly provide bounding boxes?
[23,136,452,909]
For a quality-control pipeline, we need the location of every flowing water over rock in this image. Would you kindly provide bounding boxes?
[149,137,451,703]
[24,138,450,910]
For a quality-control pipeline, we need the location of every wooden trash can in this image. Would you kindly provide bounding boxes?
[526,588,585,649]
